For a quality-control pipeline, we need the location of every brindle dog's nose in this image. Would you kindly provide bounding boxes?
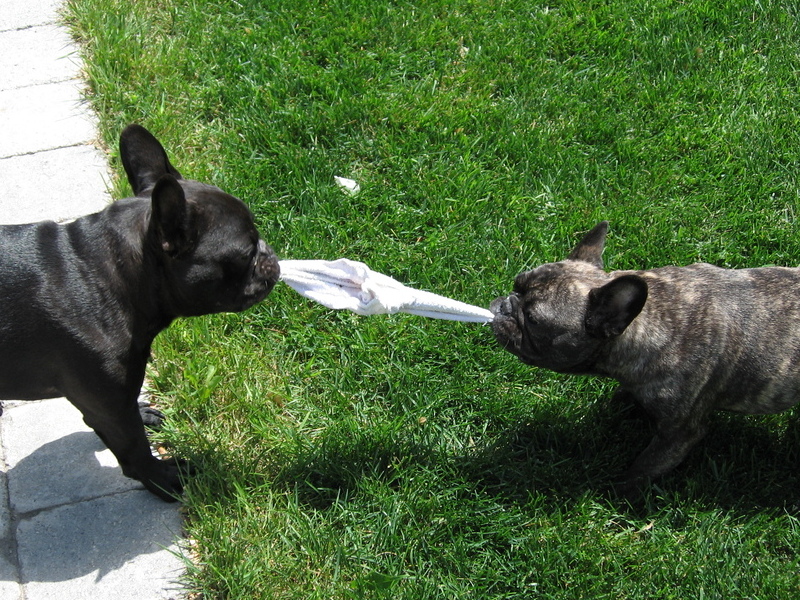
[490,293,519,316]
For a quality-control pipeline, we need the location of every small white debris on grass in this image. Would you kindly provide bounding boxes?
[334,176,360,195]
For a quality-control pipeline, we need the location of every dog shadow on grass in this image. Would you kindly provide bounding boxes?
[453,402,800,515]
[270,399,799,517]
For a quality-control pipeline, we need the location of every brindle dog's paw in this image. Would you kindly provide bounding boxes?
[611,474,648,503]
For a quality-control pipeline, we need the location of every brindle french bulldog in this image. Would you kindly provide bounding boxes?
[0,125,280,501]
[491,221,800,494]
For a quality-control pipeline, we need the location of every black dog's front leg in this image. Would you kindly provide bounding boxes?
[71,391,185,502]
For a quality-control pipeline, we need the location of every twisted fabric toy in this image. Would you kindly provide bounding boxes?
[279,258,494,323]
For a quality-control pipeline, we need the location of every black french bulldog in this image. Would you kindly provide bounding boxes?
[491,221,800,494]
[0,125,280,501]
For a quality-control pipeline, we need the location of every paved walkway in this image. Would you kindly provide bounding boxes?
[1,2,187,598]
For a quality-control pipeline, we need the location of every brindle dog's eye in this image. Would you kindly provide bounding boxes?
[513,273,531,294]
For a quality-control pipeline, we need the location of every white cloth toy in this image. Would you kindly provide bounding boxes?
[279,258,494,323]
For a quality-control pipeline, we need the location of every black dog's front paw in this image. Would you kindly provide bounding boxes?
[136,456,193,502]
[138,401,166,430]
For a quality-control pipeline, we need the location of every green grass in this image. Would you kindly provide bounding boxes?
[64,0,800,598]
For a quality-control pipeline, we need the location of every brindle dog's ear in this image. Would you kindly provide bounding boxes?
[567,221,609,268]
[585,274,648,338]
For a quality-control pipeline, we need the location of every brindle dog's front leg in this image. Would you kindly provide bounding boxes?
[616,413,709,496]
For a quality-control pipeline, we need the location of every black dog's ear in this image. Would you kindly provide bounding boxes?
[150,174,193,257]
[567,221,609,268]
[585,274,648,339]
[120,124,183,196]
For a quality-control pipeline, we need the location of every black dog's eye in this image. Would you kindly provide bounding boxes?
[223,245,256,278]
[240,239,260,264]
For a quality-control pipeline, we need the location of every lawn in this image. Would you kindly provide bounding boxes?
[65,0,800,598]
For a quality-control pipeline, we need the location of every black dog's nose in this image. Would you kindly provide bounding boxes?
[256,239,281,286]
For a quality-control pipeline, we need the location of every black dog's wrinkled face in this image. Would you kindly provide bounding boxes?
[491,222,648,374]
[120,125,281,318]
[154,180,280,316]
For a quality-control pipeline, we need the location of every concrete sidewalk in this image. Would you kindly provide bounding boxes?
[1,2,187,599]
